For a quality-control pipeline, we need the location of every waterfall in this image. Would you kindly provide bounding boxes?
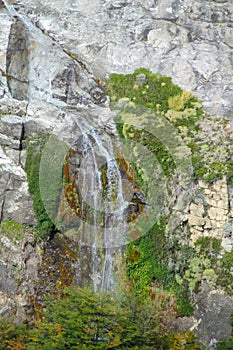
[73,126,128,292]
[89,129,127,292]
[2,0,35,31]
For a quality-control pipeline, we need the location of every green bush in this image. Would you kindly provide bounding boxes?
[0,318,27,350]
[126,218,194,317]
[216,251,233,294]
[107,69,233,185]
[107,68,184,113]
[0,287,202,349]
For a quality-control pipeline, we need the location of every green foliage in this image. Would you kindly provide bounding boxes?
[126,218,194,317]
[0,219,24,243]
[181,238,222,292]
[0,317,27,350]
[175,282,194,316]
[195,237,221,256]
[127,218,171,290]
[165,331,205,350]
[130,161,148,194]
[176,238,233,296]
[225,159,233,186]
[28,287,161,349]
[132,128,175,178]
[107,69,201,181]
[25,134,56,239]
[0,287,203,349]
[216,251,233,294]
[217,338,233,350]
[107,67,183,113]
[108,68,233,185]
[109,68,233,185]
[186,118,233,184]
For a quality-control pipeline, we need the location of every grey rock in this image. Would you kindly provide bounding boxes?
[136,73,148,85]
[194,282,233,347]
[8,0,232,120]
[223,222,232,237]
[0,263,17,295]
[0,145,36,224]
[0,96,28,116]
[6,19,30,100]
[0,115,23,149]
[0,231,40,321]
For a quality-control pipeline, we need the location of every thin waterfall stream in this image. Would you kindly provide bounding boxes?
[69,126,129,292]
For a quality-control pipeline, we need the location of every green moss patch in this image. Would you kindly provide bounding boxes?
[0,220,24,243]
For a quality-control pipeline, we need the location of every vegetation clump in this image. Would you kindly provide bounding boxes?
[107,67,184,113]
[107,68,233,185]
[126,218,194,317]
[216,251,233,295]
[0,220,25,243]
[0,286,203,349]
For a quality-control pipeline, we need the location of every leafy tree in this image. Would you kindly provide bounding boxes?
[0,287,203,349]
[26,287,165,349]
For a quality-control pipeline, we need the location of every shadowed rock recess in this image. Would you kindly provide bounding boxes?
[0,0,232,349]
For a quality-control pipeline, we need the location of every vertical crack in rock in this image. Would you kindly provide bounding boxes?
[6,19,30,100]
[0,195,5,222]
[0,172,10,222]
[19,123,24,152]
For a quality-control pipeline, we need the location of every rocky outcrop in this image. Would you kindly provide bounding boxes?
[188,177,233,246]
[194,282,233,348]
[0,2,117,225]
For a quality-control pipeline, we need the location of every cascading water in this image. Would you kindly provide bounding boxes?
[2,0,34,31]
[73,126,128,292]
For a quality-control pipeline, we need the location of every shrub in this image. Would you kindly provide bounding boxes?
[0,318,27,350]
[25,287,191,349]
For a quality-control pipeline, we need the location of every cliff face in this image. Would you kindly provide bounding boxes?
[0,0,233,348]
[6,0,233,121]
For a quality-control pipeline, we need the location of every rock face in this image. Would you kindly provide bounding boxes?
[0,225,40,321]
[7,0,233,121]
[0,98,36,225]
[194,282,233,348]
[188,176,233,245]
[0,0,232,347]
